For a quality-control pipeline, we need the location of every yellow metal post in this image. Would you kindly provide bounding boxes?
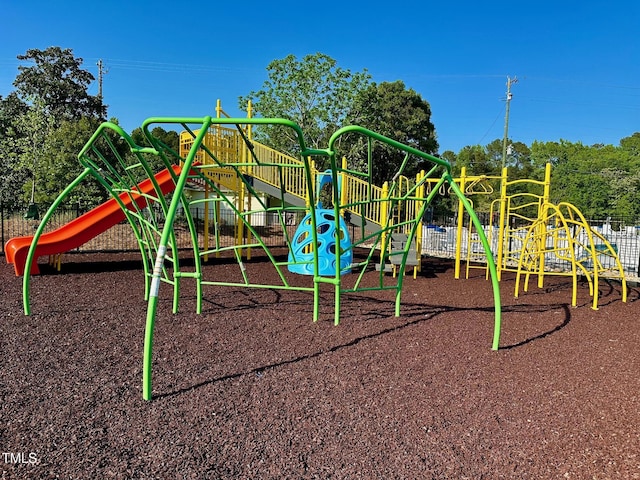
[496,167,508,280]
[454,167,467,279]
[246,188,252,261]
[246,100,253,260]
[236,187,245,255]
[380,181,389,265]
[537,163,552,288]
[215,183,221,258]
[340,157,348,209]
[204,182,210,262]
[213,99,223,260]
[416,170,425,273]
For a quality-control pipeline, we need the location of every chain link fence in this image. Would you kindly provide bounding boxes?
[0,201,299,256]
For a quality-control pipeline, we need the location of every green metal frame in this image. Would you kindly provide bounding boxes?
[326,125,501,349]
[23,122,189,315]
[20,117,502,402]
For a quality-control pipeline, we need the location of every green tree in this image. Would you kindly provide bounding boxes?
[14,99,55,207]
[455,145,491,175]
[130,126,180,173]
[533,140,621,217]
[13,46,105,120]
[343,80,438,185]
[483,139,504,173]
[239,53,371,157]
[506,141,534,178]
[440,150,456,166]
[2,47,110,208]
[0,93,30,210]
[600,168,640,219]
[0,93,29,132]
[619,132,640,157]
[33,117,108,208]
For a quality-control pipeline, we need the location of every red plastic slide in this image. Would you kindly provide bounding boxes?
[5,165,182,276]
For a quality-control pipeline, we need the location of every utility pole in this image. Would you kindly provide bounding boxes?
[96,59,107,100]
[501,76,517,170]
[96,59,108,118]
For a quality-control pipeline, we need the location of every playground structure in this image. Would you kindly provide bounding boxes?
[11,108,501,401]
[514,201,627,309]
[453,164,627,309]
[6,102,629,400]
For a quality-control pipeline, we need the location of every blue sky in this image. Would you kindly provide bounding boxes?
[1,0,638,153]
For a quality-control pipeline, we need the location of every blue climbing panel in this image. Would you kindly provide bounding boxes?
[288,209,352,276]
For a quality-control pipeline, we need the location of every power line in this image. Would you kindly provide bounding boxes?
[477,105,505,145]
[96,58,256,75]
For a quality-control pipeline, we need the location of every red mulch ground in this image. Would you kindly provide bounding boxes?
[1,249,639,479]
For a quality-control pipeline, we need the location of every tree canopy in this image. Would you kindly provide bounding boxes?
[0,47,189,212]
[0,47,108,210]
[14,46,105,120]
[241,56,440,185]
[239,53,371,156]
[343,80,439,185]
[442,135,640,219]
[0,93,30,209]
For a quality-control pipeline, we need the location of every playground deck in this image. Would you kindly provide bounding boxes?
[1,250,637,479]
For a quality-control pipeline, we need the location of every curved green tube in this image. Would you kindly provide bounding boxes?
[23,168,92,315]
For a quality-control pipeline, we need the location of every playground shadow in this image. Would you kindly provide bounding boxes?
[498,303,572,349]
[153,304,444,400]
[153,297,572,400]
[498,273,633,310]
[32,248,455,281]
[34,249,284,275]
[38,256,145,274]
[419,256,455,278]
